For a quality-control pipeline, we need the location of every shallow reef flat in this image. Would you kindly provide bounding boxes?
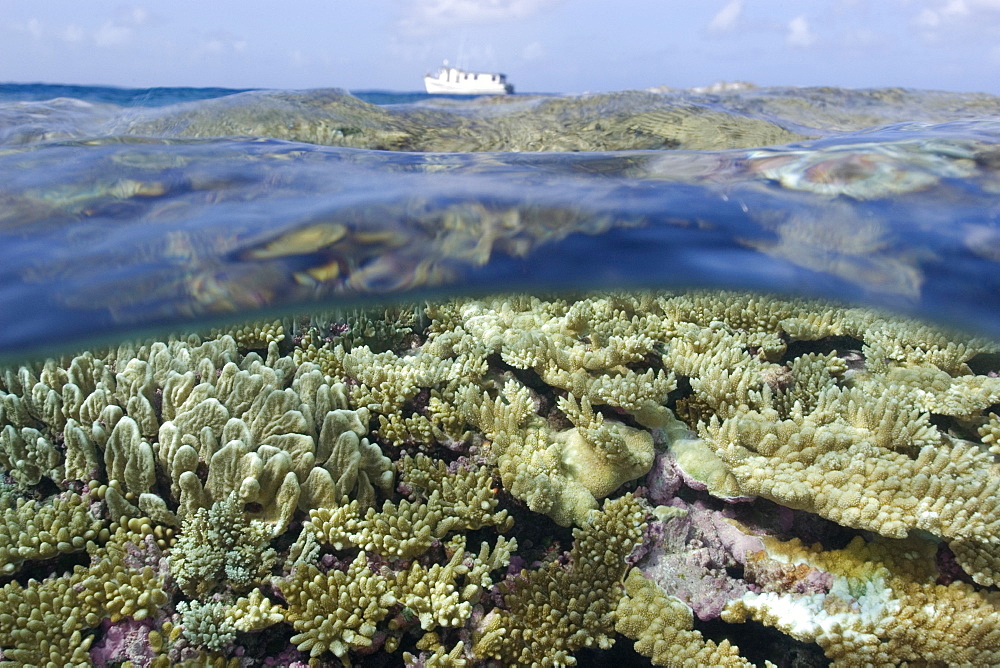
[5,87,1000,355]
[0,288,998,666]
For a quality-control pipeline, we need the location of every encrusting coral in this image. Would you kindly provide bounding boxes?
[0,288,998,665]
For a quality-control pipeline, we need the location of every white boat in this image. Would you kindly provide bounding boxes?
[424,64,514,95]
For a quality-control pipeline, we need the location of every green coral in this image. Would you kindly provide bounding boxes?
[0,491,101,575]
[0,519,169,665]
[169,491,278,599]
[472,494,647,666]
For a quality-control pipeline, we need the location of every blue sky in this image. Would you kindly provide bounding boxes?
[2,0,998,94]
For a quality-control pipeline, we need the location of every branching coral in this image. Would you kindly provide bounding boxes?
[0,518,169,665]
[616,569,758,667]
[471,494,647,666]
[278,453,516,661]
[169,491,278,599]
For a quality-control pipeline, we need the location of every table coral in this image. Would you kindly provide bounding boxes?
[722,534,1000,665]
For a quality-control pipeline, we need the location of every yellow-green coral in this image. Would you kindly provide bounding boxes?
[472,494,647,666]
[464,380,654,526]
[0,491,101,575]
[0,518,168,665]
[616,570,757,667]
[299,293,674,527]
[1,288,999,666]
[283,551,396,658]
[300,454,511,561]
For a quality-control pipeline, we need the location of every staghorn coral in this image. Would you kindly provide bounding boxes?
[296,293,673,526]
[0,518,169,666]
[277,453,516,662]
[282,551,397,659]
[299,454,512,561]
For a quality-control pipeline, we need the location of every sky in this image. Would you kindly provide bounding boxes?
[1,0,999,94]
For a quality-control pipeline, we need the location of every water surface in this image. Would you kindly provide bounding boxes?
[2,83,1000,357]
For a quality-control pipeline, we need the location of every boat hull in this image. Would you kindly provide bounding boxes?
[424,67,513,95]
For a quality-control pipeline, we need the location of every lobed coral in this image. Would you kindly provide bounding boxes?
[0,289,998,665]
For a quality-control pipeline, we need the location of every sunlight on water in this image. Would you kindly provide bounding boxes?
[1,85,999,356]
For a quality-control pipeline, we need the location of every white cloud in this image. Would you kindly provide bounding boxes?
[61,25,85,43]
[129,7,150,26]
[522,41,545,61]
[94,21,133,47]
[200,39,226,55]
[708,0,744,33]
[397,0,561,35]
[787,15,817,47]
[192,32,249,59]
[92,6,151,48]
[914,0,1000,29]
[289,49,311,68]
[14,18,44,40]
[915,7,942,26]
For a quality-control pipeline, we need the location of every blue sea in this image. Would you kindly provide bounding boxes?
[3,81,1000,668]
[2,82,1000,358]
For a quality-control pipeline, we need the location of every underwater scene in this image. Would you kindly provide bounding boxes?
[0,83,999,666]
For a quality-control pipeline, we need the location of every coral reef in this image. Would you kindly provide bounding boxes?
[722,535,1000,666]
[616,569,758,667]
[0,289,998,665]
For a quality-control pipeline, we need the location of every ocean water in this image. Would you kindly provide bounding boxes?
[1,83,1000,667]
[1,83,1000,359]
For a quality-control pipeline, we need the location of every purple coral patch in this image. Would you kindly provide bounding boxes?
[90,618,156,668]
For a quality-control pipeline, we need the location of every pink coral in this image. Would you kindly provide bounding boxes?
[639,449,832,619]
[90,618,156,668]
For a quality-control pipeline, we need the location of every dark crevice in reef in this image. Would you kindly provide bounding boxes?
[967,351,1000,376]
[499,489,575,561]
[665,373,694,407]
[780,336,866,366]
[928,412,982,442]
[0,550,90,589]
[26,477,62,501]
[696,618,830,668]
[576,640,654,667]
